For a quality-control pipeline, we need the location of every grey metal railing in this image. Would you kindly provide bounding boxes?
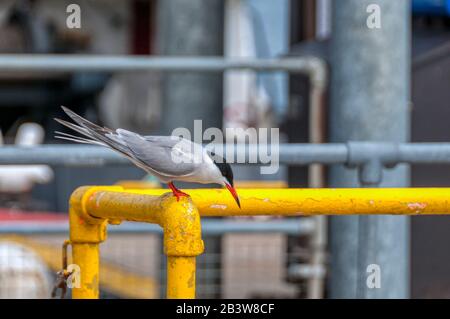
[0,55,327,85]
[2,143,450,185]
[0,218,314,236]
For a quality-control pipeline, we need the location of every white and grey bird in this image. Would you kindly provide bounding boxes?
[54,106,240,207]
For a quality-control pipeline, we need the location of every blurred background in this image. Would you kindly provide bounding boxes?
[0,0,450,299]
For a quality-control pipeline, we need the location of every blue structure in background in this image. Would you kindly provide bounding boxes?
[412,0,450,15]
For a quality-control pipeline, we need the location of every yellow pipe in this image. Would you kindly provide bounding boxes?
[69,187,109,299]
[69,186,450,299]
[88,187,450,216]
[72,243,100,299]
[69,186,204,299]
[167,257,196,299]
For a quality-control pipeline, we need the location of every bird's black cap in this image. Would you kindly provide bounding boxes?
[215,161,234,187]
[210,151,234,186]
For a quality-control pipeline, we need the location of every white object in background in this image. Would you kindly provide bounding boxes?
[0,166,54,193]
[15,123,45,146]
[0,242,52,299]
[0,123,53,193]
[224,0,271,134]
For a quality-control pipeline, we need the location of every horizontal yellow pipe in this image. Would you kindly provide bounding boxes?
[84,187,450,216]
[84,190,161,224]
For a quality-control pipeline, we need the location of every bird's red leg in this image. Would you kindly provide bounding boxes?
[168,182,190,201]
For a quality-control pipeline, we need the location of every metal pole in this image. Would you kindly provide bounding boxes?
[157,0,224,135]
[329,0,411,298]
[307,67,328,299]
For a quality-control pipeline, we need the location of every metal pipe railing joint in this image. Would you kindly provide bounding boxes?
[346,142,401,185]
[80,187,204,257]
[69,186,108,244]
[68,186,204,299]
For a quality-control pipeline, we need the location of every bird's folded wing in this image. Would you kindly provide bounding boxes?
[116,130,200,177]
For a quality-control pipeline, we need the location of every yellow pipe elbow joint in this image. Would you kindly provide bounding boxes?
[77,188,205,257]
[68,186,204,299]
[156,193,204,257]
[70,186,205,256]
[69,186,109,244]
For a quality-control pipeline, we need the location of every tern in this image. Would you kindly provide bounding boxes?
[54,106,240,208]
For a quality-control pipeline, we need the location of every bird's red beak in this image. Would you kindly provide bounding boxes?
[225,183,241,208]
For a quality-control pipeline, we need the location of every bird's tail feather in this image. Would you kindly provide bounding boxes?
[54,106,132,158]
[54,131,104,145]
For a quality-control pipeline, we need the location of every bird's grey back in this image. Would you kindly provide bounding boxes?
[115,130,204,178]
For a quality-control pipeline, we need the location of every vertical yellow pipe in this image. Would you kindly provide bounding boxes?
[69,187,109,299]
[72,243,100,299]
[167,256,196,299]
